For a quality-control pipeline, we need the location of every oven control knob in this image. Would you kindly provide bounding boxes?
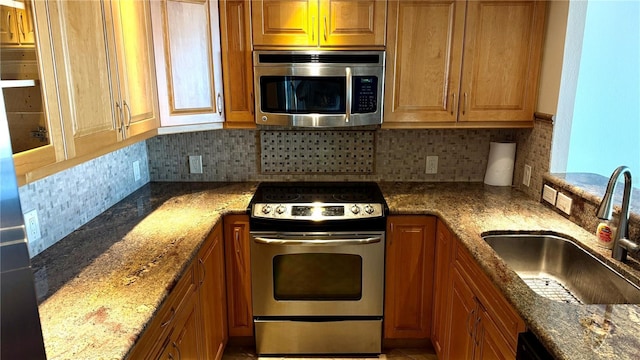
[261,205,272,214]
[350,205,361,214]
[275,205,286,215]
[364,205,375,214]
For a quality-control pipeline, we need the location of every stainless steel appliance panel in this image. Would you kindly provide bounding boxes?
[250,231,385,317]
[255,319,382,354]
[1,83,46,359]
[253,51,384,127]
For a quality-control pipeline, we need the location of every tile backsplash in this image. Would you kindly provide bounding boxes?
[19,141,150,257]
[260,130,375,174]
[22,119,555,258]
[147,128,520,182]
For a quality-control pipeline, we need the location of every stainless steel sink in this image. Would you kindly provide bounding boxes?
[482,233,640,304]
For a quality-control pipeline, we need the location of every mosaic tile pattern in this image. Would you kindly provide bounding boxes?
[375,129,517,182]
[260,130,375,173]
[146,128,519,182]
[514,116,554,200]
[146,130,258,182]
[18,141,150,257]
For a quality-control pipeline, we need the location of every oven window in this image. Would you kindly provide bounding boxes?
[260,76,346,114]
[273,253,362,300]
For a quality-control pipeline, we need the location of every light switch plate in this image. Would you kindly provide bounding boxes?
[189,155,203,174]
[133,160,141,181]
[542,185,557,205]
[425,156,438,174]
[523,164,532,187]
[556,192,573,215]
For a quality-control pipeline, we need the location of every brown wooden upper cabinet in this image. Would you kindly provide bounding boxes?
[1,1,35,45]
[151,0,225,132]
[3,0,65,184]
[383,0,546,128]
[5,0,158,185]
[219,0,255,128]
[46,0,159,159]
[252,0,387,48]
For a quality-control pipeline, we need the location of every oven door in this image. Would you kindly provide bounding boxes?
[250,231,385,317]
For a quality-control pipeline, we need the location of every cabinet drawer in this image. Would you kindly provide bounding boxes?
[454,242,524,349]
[127,265,198,359]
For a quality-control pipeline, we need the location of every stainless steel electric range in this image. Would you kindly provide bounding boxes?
[248,182,388,355]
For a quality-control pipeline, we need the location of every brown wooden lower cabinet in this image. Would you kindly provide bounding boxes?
[223,214,253,337]
[384,215,436,340]
[431,220,454,356]
[440,234,526,360]
[127,223,227,360]
[197,223,228,360]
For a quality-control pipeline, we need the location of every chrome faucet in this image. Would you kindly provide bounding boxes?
[596,166,639,261]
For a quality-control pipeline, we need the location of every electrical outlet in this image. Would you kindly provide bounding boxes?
[133,160,141,181]
[189,155,203,174]
[425,156,438,174]
[542,185,557,205]
[23,209,41,242]
[523,164,532,187]
[556,192,573,215]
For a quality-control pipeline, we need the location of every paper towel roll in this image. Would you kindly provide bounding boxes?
[484,142,516,186]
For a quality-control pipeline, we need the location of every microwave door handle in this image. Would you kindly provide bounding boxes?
[345,67,352,123]
[290,81,297,112]
[253,236,381,246]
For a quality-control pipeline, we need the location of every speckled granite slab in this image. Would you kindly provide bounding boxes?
[379,182,640,360]
[32,182,257,360]
[33,181,640,360]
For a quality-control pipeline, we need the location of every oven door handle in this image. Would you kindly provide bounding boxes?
[252,236,382,246]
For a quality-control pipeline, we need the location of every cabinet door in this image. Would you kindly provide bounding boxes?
[16,1,35,45]
[431,220,453,356]
[111,0,159,137]
[47,0,120,158]
[168,292,201,360]
[6,0,67,183]
[151,0,224,129]
[459,0,546,122]
[198,224,227,360]
[384,0,464,125]
[475,307,516,360]
[384,216,436,339]
[0,6,19,45]
[220,0,255,127]
[223,215,253,337]
[319,0,386,46]
[251,0,315,47]
[446,268,476,360]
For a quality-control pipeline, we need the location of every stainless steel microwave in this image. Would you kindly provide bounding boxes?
[253,51,385,127]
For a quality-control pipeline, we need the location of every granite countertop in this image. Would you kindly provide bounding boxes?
[32,182,257,360]
[379,182,640,360]
[33,181,640,360]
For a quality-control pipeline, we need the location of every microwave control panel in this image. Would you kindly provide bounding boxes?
[352,76,378,113]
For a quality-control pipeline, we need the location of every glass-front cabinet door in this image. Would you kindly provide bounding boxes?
[1,0,64,183]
